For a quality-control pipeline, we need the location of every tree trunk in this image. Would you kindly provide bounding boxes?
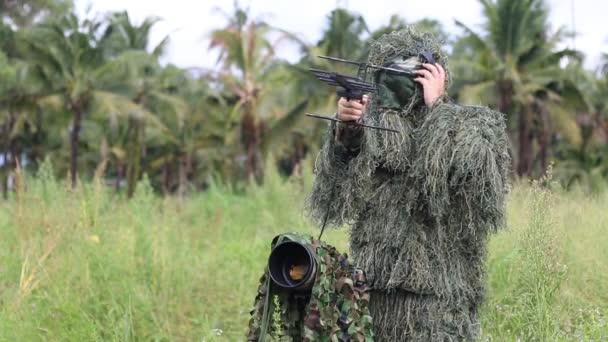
[577,112,594,155]
[497,80,514,115]
[30,111,44,166]
[5,113,17,199]
[537,102,551,177]
[241,107,261,184]
[69,103,84,189]
[497,80,518,176]
[127,93,147,198]
[162,161,171,195]
[2,150,8,200]
[115,161,125,193]
[126,117,142,198]
[178,155,187,197]
[517,106,533,177]
[1,177,7,200]
[2,118,9,200]
[186,153,194,189]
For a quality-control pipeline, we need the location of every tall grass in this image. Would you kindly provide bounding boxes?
[0,161,606,341]
[481,179,608,341]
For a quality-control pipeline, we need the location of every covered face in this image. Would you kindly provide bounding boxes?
[367,27,450,110]
[374,56,424,109]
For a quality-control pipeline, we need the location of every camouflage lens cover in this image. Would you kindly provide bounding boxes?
[247,233,374,341]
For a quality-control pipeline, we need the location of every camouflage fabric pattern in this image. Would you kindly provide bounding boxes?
[247,233,374,341]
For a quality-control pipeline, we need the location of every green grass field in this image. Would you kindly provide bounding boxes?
[1,162,607,341]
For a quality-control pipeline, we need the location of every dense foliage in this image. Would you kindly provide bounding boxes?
[0,162,606,340]
[1,0,607,198]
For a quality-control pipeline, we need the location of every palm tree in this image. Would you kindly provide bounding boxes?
[0,0,72,28]
[209,4,307,184]
[140,65,199,195]
[100,10,169,58]
[553,111,608,192]
[18,13,149,188]
[0,49,47,198]
[96,11,171,196]
[553,54,608,190]
[452,0,585,177]
[316,8,368,60]
[0,52,19,198]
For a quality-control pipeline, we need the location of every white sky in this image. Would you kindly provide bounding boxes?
[75,0,607,71]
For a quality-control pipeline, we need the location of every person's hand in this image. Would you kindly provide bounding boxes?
[414,63,446,106]
[337,95,369,122]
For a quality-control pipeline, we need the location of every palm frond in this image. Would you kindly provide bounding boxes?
[259,100,308,157]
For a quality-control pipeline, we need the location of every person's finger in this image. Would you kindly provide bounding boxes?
[340,107,363,113]
[415,69,433,80]
[422,63,440,78]
[338,113,362,122]
[340,106,360,114]
[414,77,429,87]
[437,64,446,82]
[343,100,364,110]
[338,98,349,112]
[341,108,363,116]
[361,95,369,111]
[349,100,364,110]
[361,95,369,106]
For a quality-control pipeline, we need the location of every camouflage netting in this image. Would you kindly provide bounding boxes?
[247,233,374,341]
[306,27,511,341]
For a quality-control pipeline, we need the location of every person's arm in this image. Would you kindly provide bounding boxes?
[305,96,368,226]
[333,120,364,156]
[332,96,368,156]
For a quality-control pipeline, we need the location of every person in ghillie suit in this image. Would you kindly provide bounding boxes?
[306,27,511,341]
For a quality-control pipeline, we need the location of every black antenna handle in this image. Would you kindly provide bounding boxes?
[318,55,366,67]
[305,113,399,133]
[337,88,364,101]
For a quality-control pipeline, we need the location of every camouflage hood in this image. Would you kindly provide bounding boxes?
[367,26,451,95]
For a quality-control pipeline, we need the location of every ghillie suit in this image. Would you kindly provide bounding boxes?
[307,28,511,341]
[247,233,374,341]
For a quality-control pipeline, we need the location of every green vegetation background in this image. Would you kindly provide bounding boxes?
[1,0,608,197]
[2,0,608,340]
[0,162,606,341]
